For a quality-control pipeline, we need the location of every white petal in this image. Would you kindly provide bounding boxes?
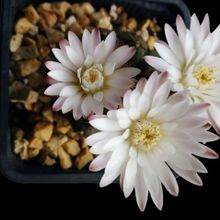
[92,98,104,115]
[112,67,141,79]
[129,89,141,107]
[62,96,75,113]
[89,153,111,172]
[52,97,66,111]
[144,56,169,72]
[52,48,76,71]
[135,168,149,212]
[94,41,106,64]
[86,131,119,146]
[123,157,137,198]
[45,61,70,72]
[91,28,101,53]
[65,46,84,67]
[152,80,170,108]
[90,139,109,155]
[169,164,203,186]
[68,31,84,60]
[82,29,93,56]
[93,91,104,102]
[48,70,75,82]
[105,46,136,70]
[154,43,180,68]
[90,118,122,131]
[44,83,67,96]
[81,95,93,117]
[149,154,179,196]
[59,85,79,96]
[176,15,187,45]
[165,23,184,60]
[104,31,117,57]
[104,142,129,176]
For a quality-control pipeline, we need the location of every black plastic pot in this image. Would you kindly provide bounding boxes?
[0,0,190,183]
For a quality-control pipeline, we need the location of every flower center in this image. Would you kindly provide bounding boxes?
[77,64,104,93]
[193,65,216,87]
[129,117,161,151]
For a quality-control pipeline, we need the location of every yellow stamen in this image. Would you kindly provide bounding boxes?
[130,117,161,151]
[193,65,216,87]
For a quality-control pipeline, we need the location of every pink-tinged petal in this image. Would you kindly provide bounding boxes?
[105,46,136,71]
[104,62,115,76]
[144,56,169,72]
[154,43,180,68]
[65,46,84,67]
[68,31,84,60]
[45,61,71,72]
[59,85,79,96]
[200,14,210,39]
[52,97,66,111]
[195,147,219,159]
[177,117,209,129]
[151,80,170,108]
[99,171,120,187]
[92,98,104,115]
[82,29,92,56]
[72,93,83,120]
[104,31,117,57]
[44,83,67,96]
[123,90,132,108]
[91,28,101,52]
[120,165,126,190]
[90,139,109,155]
[149,154,179,196]
[73,105,83,120]
[52,48,77,71]
[167,90,189,105]
[93,91,103,102]
[59,39,69,50]
[46,76,58,85]
[108,77,135,89]
[86,131,119,146]
[186,103,210,116]
[104,142,129,176]
[187,154,208,173]
[184,30,194,59]
[104,89,122,106]
[89,153,111,172]
[143,71,159,97]
[113,67,141,79]
[143,171,163,210]
[103,98,118,110]
[94,41,106,64]
[165,23,184,60]
[129,89,141,107]
[169,164,203,186]
[190,14,201,38]
[207,102,220,134]
[157,71,169,88]
[90,118,121,131]
[123,157,137,198]
[135,168,149,212]
[81,95,93,117]
[47,70,75,82]
[135,78,147,93]
[176,14,187,44]
[62,96,75,114]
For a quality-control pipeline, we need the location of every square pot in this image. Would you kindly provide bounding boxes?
[0,0,190,183]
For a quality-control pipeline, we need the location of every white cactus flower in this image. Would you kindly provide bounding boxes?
[87,72,219,212]
[145,14,220,134]
[45,28,140,120]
